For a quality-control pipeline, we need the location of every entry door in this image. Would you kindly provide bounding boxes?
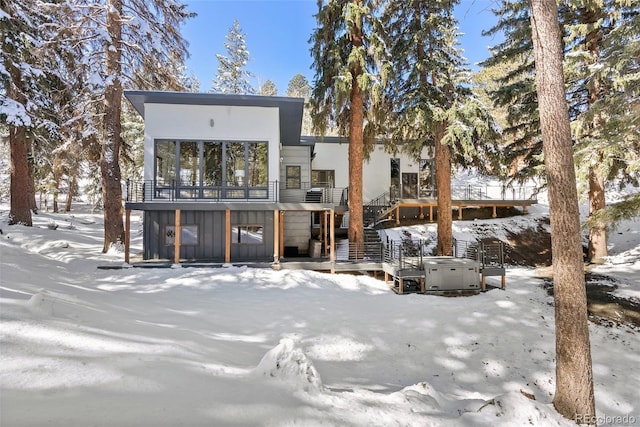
[402,173,418,199]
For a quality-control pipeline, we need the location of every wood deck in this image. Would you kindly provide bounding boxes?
[376,197,538,223]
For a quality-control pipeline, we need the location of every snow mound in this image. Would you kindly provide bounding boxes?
[389,382,442,413]
[27,291,54,317]
[254,338,323,393]
[463,391,575,426]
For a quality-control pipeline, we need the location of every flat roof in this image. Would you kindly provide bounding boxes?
[124,90,305,146]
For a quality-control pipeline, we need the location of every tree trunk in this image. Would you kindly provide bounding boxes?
[588,163,607,263]
[435,121,452,256]
[65,169,77,212]
[101,0,125,252]
[9,125,33,226]
[7,63,32,226]
[529,0,596,423]
[347,1,364,247]
[585,11,607,264]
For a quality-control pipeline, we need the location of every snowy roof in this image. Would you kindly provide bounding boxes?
[124,90,305,146]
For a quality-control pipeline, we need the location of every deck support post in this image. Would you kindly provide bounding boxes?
[329,208,335,273]
[279,211,285,258]
[225,208,231,263]
[174,209,181,265]
[124,209,131,264]
[492,205,497,218]
[458,205,463,220]
[396,206,400,224]
[429,205,433,222]
[419,206,424,220]
[273,210,280,264]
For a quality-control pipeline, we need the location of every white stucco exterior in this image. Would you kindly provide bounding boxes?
[312,142,433,203]
[142,103,281,193]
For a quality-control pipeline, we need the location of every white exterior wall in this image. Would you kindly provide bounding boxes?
[143,103,280,199]
[312,142,432,203]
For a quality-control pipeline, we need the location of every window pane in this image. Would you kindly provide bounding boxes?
[232,225,263,244]
[164,225,199,245]
[311,170,334,187]
[247,142,268,187]
[286,165,301,189]
[203,142,222,186]
[155,141,176,186]
[179,141,200,186]
[226,142,245,186]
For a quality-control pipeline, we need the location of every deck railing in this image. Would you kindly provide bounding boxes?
[126,179,279,202]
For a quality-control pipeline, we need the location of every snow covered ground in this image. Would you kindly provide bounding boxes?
[1,199,639,426]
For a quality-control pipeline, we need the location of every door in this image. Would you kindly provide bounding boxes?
[402,173,418,199]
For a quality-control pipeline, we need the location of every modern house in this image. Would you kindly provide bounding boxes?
[123,90,536,270]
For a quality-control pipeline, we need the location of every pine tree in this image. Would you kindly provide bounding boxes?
[212,20,255,94]
[483,0,640,262]
[564,1,640,262]
[529,0,596,421]
[287,74,313,135]
[382,0,498,256]
[259,79,277,96]
[68,0,193,252]
[310,0,390,247]
[0,0,56,225]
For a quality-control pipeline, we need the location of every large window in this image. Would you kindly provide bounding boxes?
[311,170,334,187]
[232,225,264,244]
[155,141,176,186]
[286,166,301,189]
[154,140,268,199]
[164,225,199,246]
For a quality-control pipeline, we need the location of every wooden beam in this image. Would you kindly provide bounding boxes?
[225,208,231,263]
[429,205,433,222]
[124,209,131,264]
[174,209,181,265]
[395,205,400,224]
[329,209,335,273]
[273,210,279,264]
[324,210,329,256]
[279,211,285,257]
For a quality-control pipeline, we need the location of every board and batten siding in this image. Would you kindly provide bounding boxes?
[143,210,274,262]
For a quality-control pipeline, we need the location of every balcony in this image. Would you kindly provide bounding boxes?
[126,180,279,203]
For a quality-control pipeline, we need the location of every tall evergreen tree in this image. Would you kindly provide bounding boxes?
[212,20,255,94]
[287,74,313,135]
[310,0,389,246]
[259,79,278,96]
[0,0,60,225]
[483,0,640,262]
[529,0,596,421]
[382,0,498,256]
[564,1,640,262]
[68,0,193,252]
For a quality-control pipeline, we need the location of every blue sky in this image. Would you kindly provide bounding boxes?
[182,0,501,95]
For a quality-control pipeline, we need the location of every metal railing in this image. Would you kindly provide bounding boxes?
[126,179,279,202]
[450,185,537,201]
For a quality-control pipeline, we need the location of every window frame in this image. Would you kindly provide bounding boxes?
[232,225,264,245]
[163,224,199,246]
[285,165,302,189]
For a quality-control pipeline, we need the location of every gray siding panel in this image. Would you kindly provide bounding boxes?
[143,209,274,262]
